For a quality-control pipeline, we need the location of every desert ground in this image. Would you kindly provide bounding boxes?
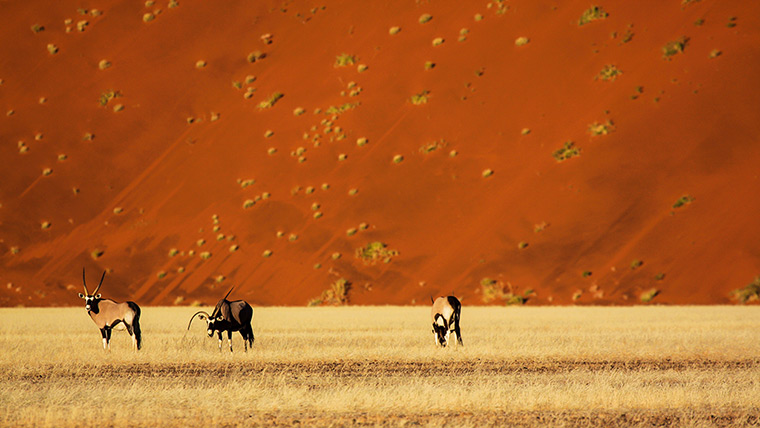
[1,305,759,426]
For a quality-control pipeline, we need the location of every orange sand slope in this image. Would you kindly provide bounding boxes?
[1,1,759,307]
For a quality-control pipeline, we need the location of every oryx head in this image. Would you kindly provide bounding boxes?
[432,313,449,347]
[187,310,226,337]
[78,268,105,312]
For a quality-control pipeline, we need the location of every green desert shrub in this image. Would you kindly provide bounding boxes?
[672,195,695,208]
[258,92,284,109]
[335,53,356,67]
[663,37,689,59]
[640,288,660,303]
[588,120,615,136]
[355,241,398,264]
[480,278,526,305]
[578,6,608,26]
[552,141,580,162]
[597,65,622,81]
[410,91,430,105]
[309,278,351,306]
[731,277,760,303]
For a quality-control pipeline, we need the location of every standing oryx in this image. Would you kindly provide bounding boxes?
[430,296,463,348]
[78,268,142,351]
[187,287,254,352]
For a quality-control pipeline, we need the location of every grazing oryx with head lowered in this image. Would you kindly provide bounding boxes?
[78,268,142,351]
[430,296,463,348]
[187,287,254,352]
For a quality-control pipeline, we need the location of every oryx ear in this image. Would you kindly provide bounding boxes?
[198,314,207,320]
[216,315,224,321]
[78,293,85,299]
[95,294,101,299]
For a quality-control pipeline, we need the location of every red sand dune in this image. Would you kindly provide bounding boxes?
[1,0,758,307]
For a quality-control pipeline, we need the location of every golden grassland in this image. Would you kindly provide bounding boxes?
[1,306,759,426]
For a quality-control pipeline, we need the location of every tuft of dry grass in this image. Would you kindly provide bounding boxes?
[1,306,759,426]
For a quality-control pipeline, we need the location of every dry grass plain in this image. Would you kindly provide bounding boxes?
[1,306,759,427]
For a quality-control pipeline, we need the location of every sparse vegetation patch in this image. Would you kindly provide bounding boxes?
[98,90,121,106]
[578,6,608,26]
[410,91,430,105]
[663,37,689,60]
[597,65,622,81]
[325,103,359,114]
[308,278,351,306]
[335,53,356,67]
[480,278,527,305]
[673,195,695,209]
[355,242,399,264]
[419,139,446,154]
[258,92,284,109]
[247,51,266,63]
[731,277,760,303]
[588,120,615,136]
[552,141,580,162]
[640,288,660,303]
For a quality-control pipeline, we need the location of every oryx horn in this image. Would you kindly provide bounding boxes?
[210,286,236,318]
[82,267,90,295]
[92,270,106,296]
[187,311,211,330]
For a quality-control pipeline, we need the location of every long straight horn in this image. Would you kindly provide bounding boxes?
[221,286,234,302]
[92,270,106,295]
[210,286,235,319]
[82,267,90,295]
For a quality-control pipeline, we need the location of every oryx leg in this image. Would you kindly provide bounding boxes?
[242,325,254,351]
[100,328,108,350]
[240,329,248,352]
[125,323,137,351]
[217,331,223,351]
[454,322,463,346]
[227,330,233,353]
[100,327,112,351]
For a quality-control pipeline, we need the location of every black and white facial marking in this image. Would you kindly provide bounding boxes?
[191,313,223,337]
[78,292,102,312]
[187,287,255,353]
[430,296,463,348]
[79,268,142,352]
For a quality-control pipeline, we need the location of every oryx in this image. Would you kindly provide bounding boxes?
[78,268,142,351]
[187,287,254,352]
[430,296,463,347]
